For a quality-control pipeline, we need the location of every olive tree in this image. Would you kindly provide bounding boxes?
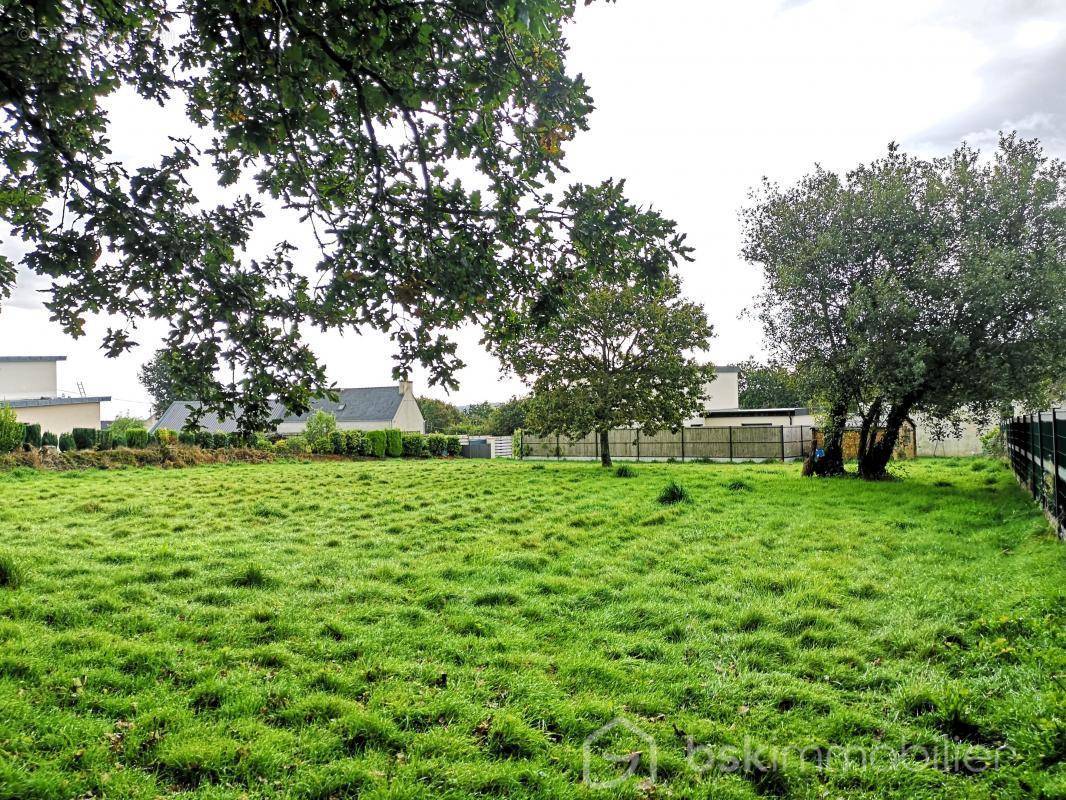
[742,134,1066,479]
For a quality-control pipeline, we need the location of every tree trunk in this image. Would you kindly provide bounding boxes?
[857,400,912,479]
[599,429,612,468]
[806,399,847,477]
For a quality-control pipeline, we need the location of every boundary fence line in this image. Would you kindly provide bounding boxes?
[1004,409,1065,541]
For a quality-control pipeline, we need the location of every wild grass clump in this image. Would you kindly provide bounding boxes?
[0,553,24,589]
[231,563,272,588]
[727,479,752,491]
[657,479,689,505]
[614,464,636,478]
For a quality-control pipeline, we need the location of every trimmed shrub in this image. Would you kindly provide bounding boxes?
[58,433,75,452]
[0,406,26,454]
[41,431,58,448]
[278,435,310,456]
[445,436,461,457]
[345,430,366,456]
[125,428,149,449]
[330,430,345,455]
[72,427,97,450]
[384,429,402,457]
[195,430,213,449]
[366,430,386,458]
[310,435,334,455]
[96,430,113,451]
[112,432,128,448]
[22,424,42,449]
[178,430,197,446]
[155,428,177,445]
[402,432,427,457]
[426,433,448,457]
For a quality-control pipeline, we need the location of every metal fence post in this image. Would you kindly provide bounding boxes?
[780,425,785,462]
[635,429,640,461]
[680,426,685,462]
[728,426,734,462]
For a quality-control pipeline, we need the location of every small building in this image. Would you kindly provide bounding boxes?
[689,365,816,428]
[152,380,426,434]
[0,356,110,433]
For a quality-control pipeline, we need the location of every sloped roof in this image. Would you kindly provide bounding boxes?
[152,386,406,433]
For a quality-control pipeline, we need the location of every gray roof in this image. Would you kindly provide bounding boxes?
[714,364,740,373]
[152,386,406,433]
[0,355,67,362]
[3,395,109,408]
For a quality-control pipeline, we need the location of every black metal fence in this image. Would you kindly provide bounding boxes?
[1004,409,1065,541]
[520,426,816,462]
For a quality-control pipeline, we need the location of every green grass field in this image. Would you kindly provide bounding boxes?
[0,458,1062,799]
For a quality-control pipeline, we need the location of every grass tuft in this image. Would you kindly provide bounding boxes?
[657,479,689,505]
[231,563,272,588]
[614,464,636,478]
[0,553,24,589]
[727,479,753,491]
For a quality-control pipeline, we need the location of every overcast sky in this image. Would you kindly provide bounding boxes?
[2,0,1064,418]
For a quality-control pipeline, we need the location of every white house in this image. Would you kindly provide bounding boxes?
[152,380,426,434]
[0,356,110,433]
[689,365,816,428]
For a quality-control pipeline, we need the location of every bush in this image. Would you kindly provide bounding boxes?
[310,434,334,455]
[345,430,366,456]
[213,432,230,449]
[330,430,345,455]
[58,433,75,452]
[278,435,310,456]
[445,436,461,457]
[125,428,149,449]
[426,433,448,457]
[195,430,214,449]
[366,430,386,458]
[252,433,273,451]
[71,427,97,450]
[155,428,177,445]
[384,429,402,457]
[658,480,690,505]
[980,426,1005,459]
[178,430,197,446]
[112,432,128,448]
[96,429,113,450]
[305,409,337,442]
[22,423,42,449]
[0,406,26,454]
[402,432,427,457]
[41,431,58,448]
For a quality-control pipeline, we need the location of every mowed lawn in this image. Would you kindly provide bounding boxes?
[0,459,1062,800]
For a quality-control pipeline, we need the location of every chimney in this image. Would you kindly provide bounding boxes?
[398,378,412,396]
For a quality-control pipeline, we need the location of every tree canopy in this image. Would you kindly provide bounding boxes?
[1,0,604,432]
[737,359,806,409]
[743,134,1066,478]
[493,181,712,466]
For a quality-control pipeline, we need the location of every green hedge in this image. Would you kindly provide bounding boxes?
[402,432,427,457]
[22,424,42,449]
[72,428,97,450]
[96,430,113,450]
[385,429,402,457]
[366,430,386,458]
[345,430,367,456]
[178,430,196,445]
[426,433,448,457]
[446,436,461,457]
[125,428,149,449]
[58,433,75,452]
[42,431,58,448]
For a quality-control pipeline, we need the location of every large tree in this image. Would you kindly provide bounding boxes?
[737,358,806,409]
[743,134,1066,479]
[138,348,183,417]
[0,1,602,431]
[493,182,713,467]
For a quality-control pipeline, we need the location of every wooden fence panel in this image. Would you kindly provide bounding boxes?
[682,427,732,460]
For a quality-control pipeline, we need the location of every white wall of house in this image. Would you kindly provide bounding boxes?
[14,402,102,434]
[393,383,426,432]
[0,360,59,400]
[704,370,740,410]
